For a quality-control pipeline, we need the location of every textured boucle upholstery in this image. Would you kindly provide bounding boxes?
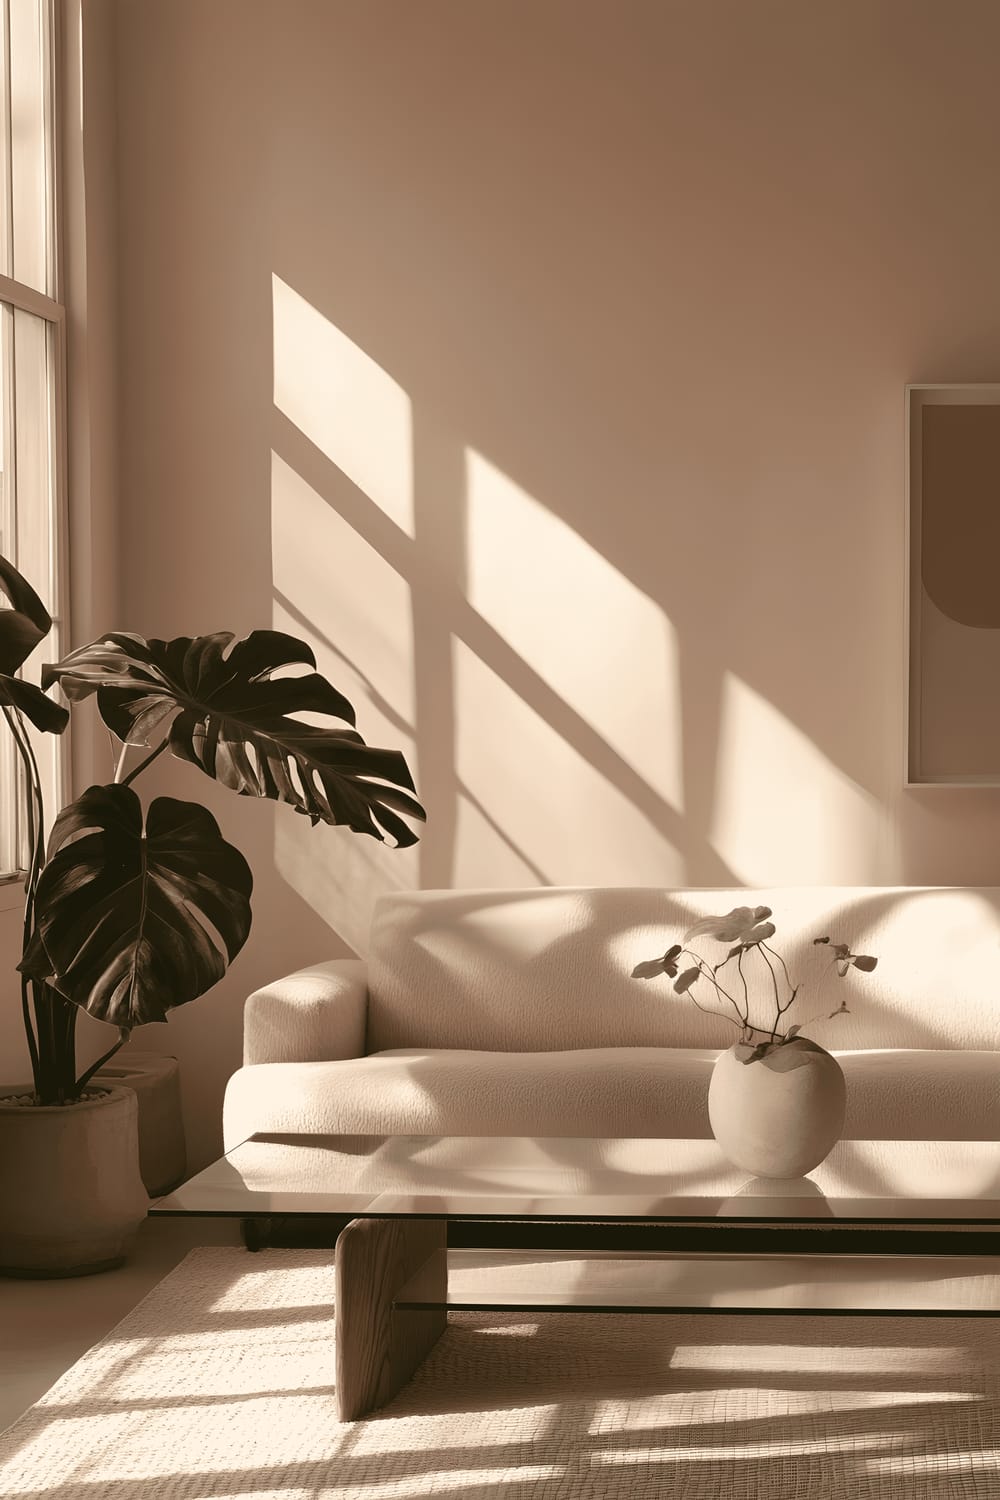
[224,885,1000,1152]
[366,886,1000,1052]
[223,1047,715,1150]
[221,1046,1000,1152]
[242,960,367,1065]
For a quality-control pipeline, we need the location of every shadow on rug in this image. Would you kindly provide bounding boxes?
[0,1246,996,1498]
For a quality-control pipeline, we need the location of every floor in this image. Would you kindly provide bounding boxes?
[0,1215,244,1435]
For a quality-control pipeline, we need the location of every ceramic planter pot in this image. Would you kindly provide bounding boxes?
[92,1051,187,1195]
[708,1038,847,1179]
[0,1084,149,1276]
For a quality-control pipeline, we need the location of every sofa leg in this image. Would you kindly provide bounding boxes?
[240,1215,355,1250]
[240,1217,271,1251]
[335,1216,447,1421]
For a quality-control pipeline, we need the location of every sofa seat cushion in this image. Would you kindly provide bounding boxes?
[837,1048,999,1140]
[223,1047,718,1150]
[222,1047,1000,1151]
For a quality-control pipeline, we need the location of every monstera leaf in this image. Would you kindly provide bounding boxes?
[44,630,425,845]
[20,784,253,1029]
[0,554,69,733]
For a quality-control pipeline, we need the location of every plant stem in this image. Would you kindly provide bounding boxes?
[75,1027,128,1095]
[19,974,40,1090]
[736,949,750,1028]
[3,708,85,1103]
[3,706,45,1093]
[794,1003,844,1035]
[59,990,77,1095]
[758,944,784,1041]
[761,941,793,995]
[759,945,802,1044]
[113,739,131,783]
[120,737,169,788]
[684,950,747,1030]
[33,982,56,1100]
[685,990,746,1033]
[685,987,774,1042]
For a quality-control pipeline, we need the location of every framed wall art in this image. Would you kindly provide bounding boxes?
[906,383,1000,785]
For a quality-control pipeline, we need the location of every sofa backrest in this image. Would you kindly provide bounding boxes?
[365,886,1000,1053]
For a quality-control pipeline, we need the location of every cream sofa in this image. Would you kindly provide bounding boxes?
[223,886,1000,1152]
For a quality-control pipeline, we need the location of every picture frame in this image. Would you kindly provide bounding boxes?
[906,383,1000,785]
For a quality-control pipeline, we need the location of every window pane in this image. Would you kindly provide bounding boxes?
[0,303,62,877]
[0,302,12,555]
[0,300,14,874]
[8,0,54,295]
[0,0,62,879]
[0,2,10,278]
[15,306,62,866]
[12,304,55,605]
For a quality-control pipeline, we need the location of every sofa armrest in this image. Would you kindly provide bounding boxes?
[243,959,369,1064]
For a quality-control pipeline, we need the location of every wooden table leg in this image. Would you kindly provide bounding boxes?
[335,1216,447,1421]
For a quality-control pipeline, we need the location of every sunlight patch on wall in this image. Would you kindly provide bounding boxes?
[710,673,880,884]
[454,641,683,887]
[271,453,416,728]
[271,453,418,954]
[465,450,683,812]
[452,791,550,887]
[272,274,414,535]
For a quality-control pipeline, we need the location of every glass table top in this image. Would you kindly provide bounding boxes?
[152,1134,1000,1224]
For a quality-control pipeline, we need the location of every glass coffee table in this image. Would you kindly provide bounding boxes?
[152,1134,1000,1420]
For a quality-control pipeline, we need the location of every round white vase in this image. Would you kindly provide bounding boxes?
[707,1038,846,1179]
[0,1084,149,1276]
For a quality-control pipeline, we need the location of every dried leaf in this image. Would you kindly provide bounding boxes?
[743,920,776,946]
[739,1042,771,1064]
[631,958,668,980]
[683,907,763,943]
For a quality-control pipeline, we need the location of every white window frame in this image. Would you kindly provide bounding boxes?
[0,0,68,893]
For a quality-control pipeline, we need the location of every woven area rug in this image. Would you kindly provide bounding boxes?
[1,1247,997,1499]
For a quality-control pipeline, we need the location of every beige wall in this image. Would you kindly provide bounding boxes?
[55,0,999,1163]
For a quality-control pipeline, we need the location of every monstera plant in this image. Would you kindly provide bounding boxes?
[1,551,425,1108]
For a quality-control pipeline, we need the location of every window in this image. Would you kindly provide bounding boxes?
[0,0,66,880]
